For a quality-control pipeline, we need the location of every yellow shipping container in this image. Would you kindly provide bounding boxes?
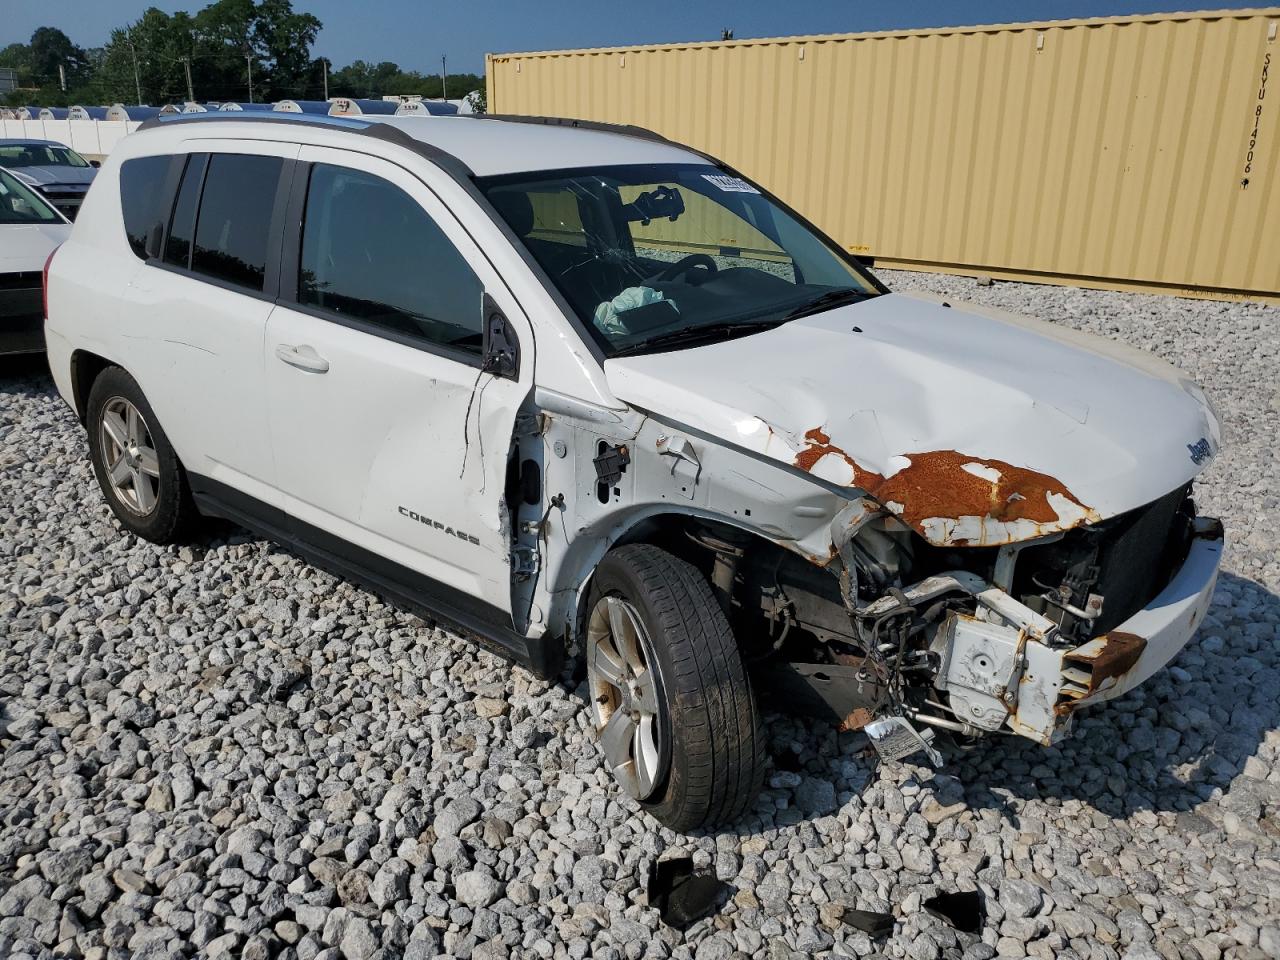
[488,9,1280,302]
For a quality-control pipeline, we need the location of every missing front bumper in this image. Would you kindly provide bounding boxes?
[933,517,1224,745]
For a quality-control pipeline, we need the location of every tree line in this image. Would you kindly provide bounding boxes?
[0,1,485,110]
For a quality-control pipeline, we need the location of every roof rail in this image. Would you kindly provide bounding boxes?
[464,112,722,166]
[132,109,711,177]
[133,110,475,178]
[464,113,672,145]
[136,110,374,133]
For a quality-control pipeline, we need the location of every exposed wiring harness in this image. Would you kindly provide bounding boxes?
[856,591,959,718]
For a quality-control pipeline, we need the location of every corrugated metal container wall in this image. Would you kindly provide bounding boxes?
[488,9,1280,302]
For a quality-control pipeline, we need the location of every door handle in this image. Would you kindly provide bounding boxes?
[275,343,330,374]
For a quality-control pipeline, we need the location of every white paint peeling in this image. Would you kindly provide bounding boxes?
[961,461,1003,484]
[1046,490,1091,526]
[808,452,857,486]
[920,514,1056,546]
[884,454,913,478]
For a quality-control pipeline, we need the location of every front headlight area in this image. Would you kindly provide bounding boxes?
[827,482,1210,748]
[668,478,1211,755]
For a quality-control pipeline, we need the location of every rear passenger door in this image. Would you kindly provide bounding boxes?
[123,139,298,499]
[263,146,535,621]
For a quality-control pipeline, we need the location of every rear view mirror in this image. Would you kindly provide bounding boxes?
[90,160,101,168]
[624,185,685,226]
[481,292,520,380]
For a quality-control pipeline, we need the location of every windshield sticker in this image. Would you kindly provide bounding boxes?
[702,174,760,194]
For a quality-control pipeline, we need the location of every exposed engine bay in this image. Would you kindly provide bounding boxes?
[671,482,1221,756]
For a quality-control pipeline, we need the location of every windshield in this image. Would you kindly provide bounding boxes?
[0,169,61,224]
[0,143,90,169]
[476,164,882,356]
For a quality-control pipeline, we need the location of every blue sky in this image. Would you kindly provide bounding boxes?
[3,1,1238,74]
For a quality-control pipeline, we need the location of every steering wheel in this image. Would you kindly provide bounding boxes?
[647,253,718,285]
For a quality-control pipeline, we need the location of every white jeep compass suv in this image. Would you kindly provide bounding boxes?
[45,112,1224,830]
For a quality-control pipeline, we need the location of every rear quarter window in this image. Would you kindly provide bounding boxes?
[119,155,173,260]
[190,153,283,292]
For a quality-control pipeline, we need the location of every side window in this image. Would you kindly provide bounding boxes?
[190,153,283,291]
[164,153,207,269]
[299,164,484,356]
[119,155,172,260]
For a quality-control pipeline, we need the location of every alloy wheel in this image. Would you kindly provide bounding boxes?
[99,396,161,516]
[586,595,666,800]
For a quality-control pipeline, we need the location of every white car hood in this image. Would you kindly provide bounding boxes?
[604,291,1221,547]
[0,222,71,272]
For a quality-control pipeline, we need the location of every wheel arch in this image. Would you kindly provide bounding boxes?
[69,349,117,425]
[547,503,839,650]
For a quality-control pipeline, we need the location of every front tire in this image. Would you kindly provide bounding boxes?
[86,366,196,544]
[585,544,766,831]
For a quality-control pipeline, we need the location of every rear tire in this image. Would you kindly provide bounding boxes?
[86,366,196,544]
[585,543,766,831]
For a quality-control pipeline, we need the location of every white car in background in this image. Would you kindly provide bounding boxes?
[0,167,70,355]
[43,112,1223,830]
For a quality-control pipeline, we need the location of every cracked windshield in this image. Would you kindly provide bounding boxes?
[478,164,881,356]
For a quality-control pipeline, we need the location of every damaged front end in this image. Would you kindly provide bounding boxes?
[711,470,1223,759]
[598,292,1225,760]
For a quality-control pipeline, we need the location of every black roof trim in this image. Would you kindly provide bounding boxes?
[133,110,711,172]
[133,111,476,177]
[466,113,671,144]
[464,112,719,163]
[136,111,369,134]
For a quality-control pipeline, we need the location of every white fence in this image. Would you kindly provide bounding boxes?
[0,118,140,159]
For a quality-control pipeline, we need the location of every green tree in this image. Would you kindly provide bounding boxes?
[0,5,492,111]
[0,42,33,87]
[329,59,375,98]
[29,27,90,88]
[328,61,486,102]
[445,72,484,101]
[96,8,194,104]
[189,0,320,101]
[88,0,321,106]
[252,0,321,99]
[191,0,257,100]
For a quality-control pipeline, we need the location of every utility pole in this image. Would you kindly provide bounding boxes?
[127,38,143,105]
[58,63,66,92]
[246,54,254,103]
[321,58,328,101]
[181,56,194,103]
[441,55,447,100]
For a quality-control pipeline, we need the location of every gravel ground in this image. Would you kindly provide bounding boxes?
[2,272,1278,960]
